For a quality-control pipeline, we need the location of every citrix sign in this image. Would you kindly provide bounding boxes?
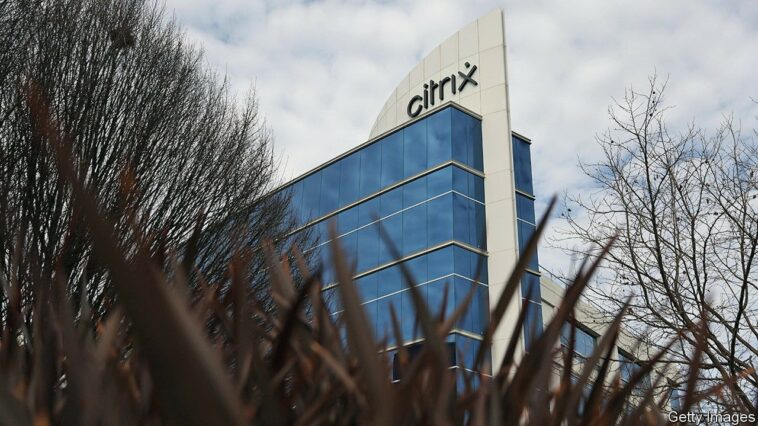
[406,62,478,118]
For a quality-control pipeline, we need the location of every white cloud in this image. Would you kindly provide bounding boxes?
[163,0,758,273]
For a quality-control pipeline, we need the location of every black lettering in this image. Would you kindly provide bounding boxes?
[423,84,428,109]
[407,95,423,117]
[457,64,478,92]
[438,76,451,101]
[429,80,439,105]
[451,74,457,94]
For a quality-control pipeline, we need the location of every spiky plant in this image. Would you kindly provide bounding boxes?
[0,84,745,425]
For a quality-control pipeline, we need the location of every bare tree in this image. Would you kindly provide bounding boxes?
[558,75,758,411]
[0,0,300,324]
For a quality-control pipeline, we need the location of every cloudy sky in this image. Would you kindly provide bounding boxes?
[163,0,758,274]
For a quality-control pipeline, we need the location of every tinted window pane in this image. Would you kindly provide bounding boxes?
[426,277,454,320]
[380,187,403,217]
[336,207,358,235]
[402,204,427,256]
[516,193,536,224]
[452,166,468,195]
[451,109,469,166]
[358,197,380,227]
[356,274,378,304]
[453,194,471,245]
[377,213,402,265]
[359,143,381,197]
[428,194,453,246]
[381,132,404,187]
[319,163,341,216]
[455,277,478,332]
[427,246,454,279]
[406,255,428,284]
[377,265,402,298]
[471,119,483,171]
[473,174,484,201]
[517,220,539,270]
[339,232,357,271]
[477,285,489,333]
[302,171,322,223]
[513,136,534,194]
[523,300,543,348]
[472,202,486,249]
[520,271,541,302]
[561,324,596,358]
[287,181,305,226]
[454,246,471,278]
[376,295,400,346]
[403,176,427,208]
[427,166,452,197]
[339,153,361,206]
[452,109,483,171]
[403,119,427,178]
[401,291,417,340]
[357,224,379,272]
[427,108,452,167]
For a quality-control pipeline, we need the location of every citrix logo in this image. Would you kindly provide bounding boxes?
[407,62,478,118]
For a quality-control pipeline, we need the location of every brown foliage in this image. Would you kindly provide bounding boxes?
[0,84,743,425]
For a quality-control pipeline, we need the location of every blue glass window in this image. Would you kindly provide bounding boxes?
[380,187,403,217]
[358,197,380,227]
[516,193,536,224]
[319,162,341,217]
[454,246,472,278]
[520,271,541,302]
[453,194,472,245]
[359,143,381,198]
[336,208,358,235]
[561,324,596,359]
[522,301,543,349]
[513,135,534,194]
[356,274,378,304]
[427,108,452,167]
[403,176,427,208]
[376,294,401,346]
[339,153,361,206]
[428,246,454,279]
[403,119,427,178]
[338,232,357,273]
[455,277,480,333]
[427,166,452,197]
[401,291,418,340]
[376,265,403,298]
[517,220,539,270]
[287,181,305,226]
[402,204,427,256]
[426,277,455,320]
[301,171,322,223]
[405,255,428,285]
[381,132,404,187]
[452,109,483,171]
[356,223,379,272]
[428,194,453,246]
[377,213,402,265]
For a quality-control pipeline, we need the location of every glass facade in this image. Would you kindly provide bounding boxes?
[277,107,542,383]
[513,133,544,348]
[280,106,489,378]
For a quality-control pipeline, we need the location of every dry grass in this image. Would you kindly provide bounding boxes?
[0,84,744,425]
